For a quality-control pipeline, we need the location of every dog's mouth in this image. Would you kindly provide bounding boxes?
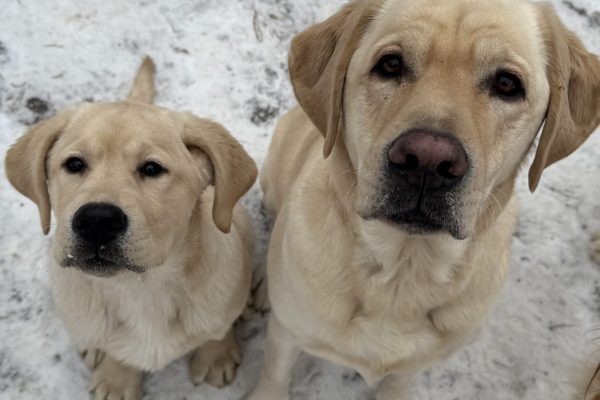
[76,256,121,277]
[376,208,464,239]
[360,159,469,239]
[364,186,466,239]
[62,245,145,278]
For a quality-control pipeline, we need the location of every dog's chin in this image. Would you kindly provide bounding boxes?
[62,254,145,278]
[78,257,122,277]
[364,209,467,240]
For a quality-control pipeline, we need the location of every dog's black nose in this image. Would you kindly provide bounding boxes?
[388,131,468,192]
[72,203,128,244]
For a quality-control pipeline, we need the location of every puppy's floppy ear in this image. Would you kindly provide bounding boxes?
[5,109,74,234]
[289,1,377,158]
[529,4,600,192]
[181,113,257,233]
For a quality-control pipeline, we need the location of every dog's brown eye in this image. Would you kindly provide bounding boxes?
[373,54,406,79]
[491,72,525,100]
[64,157,86,174]
[139,161,165,178]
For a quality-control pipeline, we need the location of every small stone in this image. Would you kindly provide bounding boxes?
[251,104,279,125]
[26,97,49,114]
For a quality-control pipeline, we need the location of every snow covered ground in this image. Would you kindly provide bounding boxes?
[0,0,599,399]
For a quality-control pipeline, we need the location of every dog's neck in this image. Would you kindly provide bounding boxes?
[353,219,471,287]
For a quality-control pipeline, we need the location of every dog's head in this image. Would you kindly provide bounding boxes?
[5,102,256,277]
[290,0,600,239]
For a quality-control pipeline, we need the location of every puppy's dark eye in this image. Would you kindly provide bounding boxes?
[139,161,165,178]
[373,54,406,79]
[491,72,525,100]
[64,157,86,174]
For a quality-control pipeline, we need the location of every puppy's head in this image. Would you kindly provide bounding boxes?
[290,0,600,239]
[5,103,256,277]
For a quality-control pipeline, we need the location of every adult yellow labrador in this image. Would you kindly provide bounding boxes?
[247,0,600,399]
[5,58,257,399]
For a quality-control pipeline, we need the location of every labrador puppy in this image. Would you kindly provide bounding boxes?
[5,57,257,399]
[246,1,600,399]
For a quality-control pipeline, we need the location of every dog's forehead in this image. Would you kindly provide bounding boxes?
[73,102,176,137]
[371,0,543,61]
[377,0,538,27]
[60,102,184,151]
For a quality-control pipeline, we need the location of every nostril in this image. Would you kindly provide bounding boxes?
[390,153,420,171]
[399,154,419,171]
[437,161,458,180]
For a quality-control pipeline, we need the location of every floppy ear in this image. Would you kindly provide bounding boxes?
[529,4,600,192]
[5,110,73,234]
[181,113,257,233]
[289,1,377,158]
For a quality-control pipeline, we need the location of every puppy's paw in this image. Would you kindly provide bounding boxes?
[591,230,600,264]
[80,348,106,370]
[89,354,142,400]
[189,331,241,388]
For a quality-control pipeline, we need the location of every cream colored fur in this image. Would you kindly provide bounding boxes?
[570,359,600,400]
[246,0,600,399]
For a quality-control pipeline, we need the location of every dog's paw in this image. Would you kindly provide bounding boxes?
[591,230,600,264]
[189,332,241,388]
[89,354,142,400]
[80,348,106,370]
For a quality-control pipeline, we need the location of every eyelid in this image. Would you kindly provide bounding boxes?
[372,45,403,67]
[63,153,85,161]
[140,157,162,165]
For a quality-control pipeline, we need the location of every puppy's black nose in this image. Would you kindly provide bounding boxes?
[388,131,468,192]
[72,203,128,244]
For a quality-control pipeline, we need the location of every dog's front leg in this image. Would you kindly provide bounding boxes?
[88,351,143,400]
[189,328,242,388]
[376,372,415,400]
[244,316,301,400]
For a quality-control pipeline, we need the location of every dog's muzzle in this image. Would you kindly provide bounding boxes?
[369,130,470,239]
[66,202,138,276]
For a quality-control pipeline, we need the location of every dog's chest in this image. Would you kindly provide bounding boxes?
[284,238,467,384]
[300,275,450,382]
[105,272,221,368]
[51,264,218,371]
[111,278,184,333]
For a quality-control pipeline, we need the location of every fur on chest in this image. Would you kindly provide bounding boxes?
[274,219,477,383]
[50,263,232,371]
